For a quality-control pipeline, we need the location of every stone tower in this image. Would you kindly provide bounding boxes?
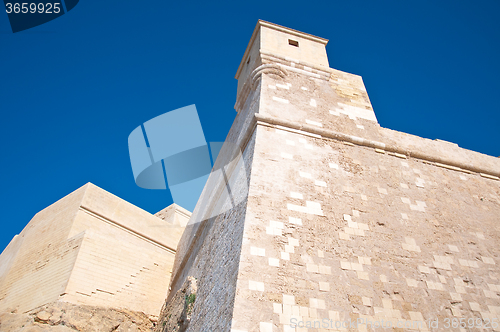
[158,20,500,331]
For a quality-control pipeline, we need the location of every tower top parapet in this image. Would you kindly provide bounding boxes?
[235,20,329,93]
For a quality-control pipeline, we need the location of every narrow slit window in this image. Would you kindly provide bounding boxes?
[247,56,251,64]
[288,39,299,47]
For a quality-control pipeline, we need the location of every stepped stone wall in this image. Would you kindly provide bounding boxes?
[0,183,189,317]
[0,185,87,314]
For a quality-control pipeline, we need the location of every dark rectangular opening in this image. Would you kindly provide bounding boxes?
[288,39,299,47]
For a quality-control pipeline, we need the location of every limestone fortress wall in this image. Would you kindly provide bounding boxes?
[158,21,500,331]
[0,183,190,318]
[0,20,499,332]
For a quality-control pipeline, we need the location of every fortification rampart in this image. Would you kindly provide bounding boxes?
[157,20,499,332]
[0,183,189,316]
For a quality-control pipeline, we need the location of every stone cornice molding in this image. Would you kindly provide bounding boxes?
[234,63,287,112]
[253,113,500,180]
[80,206,177,253]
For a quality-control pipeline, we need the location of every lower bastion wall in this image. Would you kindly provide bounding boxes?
[0,183,189,331]
[61,209,175,315]
[0,186,87,314]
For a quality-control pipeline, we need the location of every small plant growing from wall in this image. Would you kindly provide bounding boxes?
[154,276,197,332]
[185,293,196,315]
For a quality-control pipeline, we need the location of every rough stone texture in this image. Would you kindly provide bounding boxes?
[0,301,155,331]
[160,64,261,331]
[0,183,188,316]
[233,124,499,331]
[155,276,197,332]
[164,131,257,331]
[161,20,500,332]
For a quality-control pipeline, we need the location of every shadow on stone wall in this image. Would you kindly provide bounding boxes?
[155,276,197,332]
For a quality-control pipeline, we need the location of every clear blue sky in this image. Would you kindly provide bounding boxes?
[1,0,499,252]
